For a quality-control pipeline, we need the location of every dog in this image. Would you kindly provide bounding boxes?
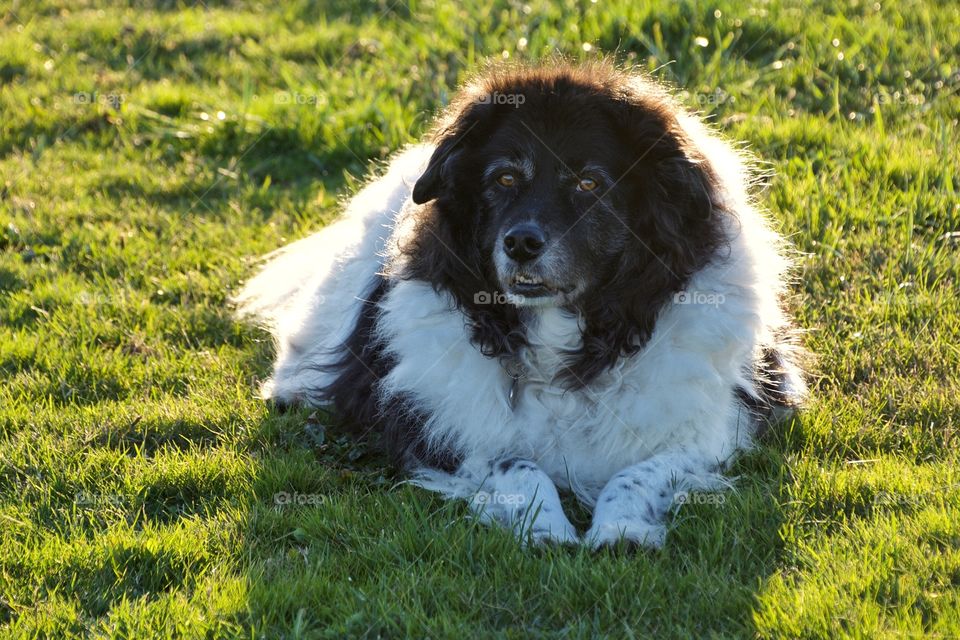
[236,62,806,547]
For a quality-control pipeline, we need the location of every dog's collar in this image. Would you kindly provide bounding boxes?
[503,358,527,411]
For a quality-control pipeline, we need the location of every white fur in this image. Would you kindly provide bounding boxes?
[236,120,803,547]
[234,146,432,402]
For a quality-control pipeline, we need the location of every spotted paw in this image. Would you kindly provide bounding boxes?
[525,521,580,546]
[585,520,666,549]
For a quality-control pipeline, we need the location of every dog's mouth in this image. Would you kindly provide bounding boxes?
[509,273,554,297]
[506,272,576,302]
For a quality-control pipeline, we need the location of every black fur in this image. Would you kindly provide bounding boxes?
[737,346,804,433]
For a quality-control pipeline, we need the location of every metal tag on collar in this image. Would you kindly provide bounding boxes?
[508,376,521,410]
[504,359,526,411]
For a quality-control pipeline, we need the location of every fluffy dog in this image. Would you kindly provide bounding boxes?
[236,62,806,547]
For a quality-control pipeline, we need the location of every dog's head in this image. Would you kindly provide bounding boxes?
[404,62,726,384]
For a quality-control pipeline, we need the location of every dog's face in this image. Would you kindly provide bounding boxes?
[472,108,635,307]
[407,65,724,384]
[411,67,717,310]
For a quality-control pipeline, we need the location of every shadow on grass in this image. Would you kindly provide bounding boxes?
[235,376,797,636]
[92,134,360,219]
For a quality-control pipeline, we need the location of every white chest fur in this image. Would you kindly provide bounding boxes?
[376,273,758,500]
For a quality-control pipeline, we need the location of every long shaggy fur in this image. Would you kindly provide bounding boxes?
[236,61,807,547]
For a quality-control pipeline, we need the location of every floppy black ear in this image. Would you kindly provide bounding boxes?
[625,149,722,271]
[655,154,717,223]
[411,100,491,204]
[608,97,719,233]
[411,144,463,204]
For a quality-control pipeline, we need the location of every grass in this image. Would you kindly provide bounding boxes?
[0,0,958,637]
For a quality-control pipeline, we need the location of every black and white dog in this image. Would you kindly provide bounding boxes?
[237,63,806,547]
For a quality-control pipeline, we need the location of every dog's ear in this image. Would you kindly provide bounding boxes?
[655,154,716,223]
[412,99,491,204]
[611,87,719,226]
[626,143,720,269]
[411,143,463,204]
[614,102,720,255]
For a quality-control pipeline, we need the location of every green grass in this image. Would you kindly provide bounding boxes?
[1,0,958,637]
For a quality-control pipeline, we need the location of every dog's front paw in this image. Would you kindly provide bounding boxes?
[524,520,580,546]
[585,520,666,549]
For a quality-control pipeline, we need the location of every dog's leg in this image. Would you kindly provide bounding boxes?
[585,451,727,549]
[413,457,579,545]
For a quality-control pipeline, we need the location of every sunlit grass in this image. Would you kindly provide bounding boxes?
[1,0,958,637]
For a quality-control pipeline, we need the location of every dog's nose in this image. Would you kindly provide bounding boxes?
[503,223,547,262]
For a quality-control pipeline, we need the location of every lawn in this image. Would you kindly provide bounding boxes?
[1,0,958,637]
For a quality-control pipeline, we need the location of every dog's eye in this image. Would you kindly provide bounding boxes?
[496,172,517,187]
[577,176,599,192]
